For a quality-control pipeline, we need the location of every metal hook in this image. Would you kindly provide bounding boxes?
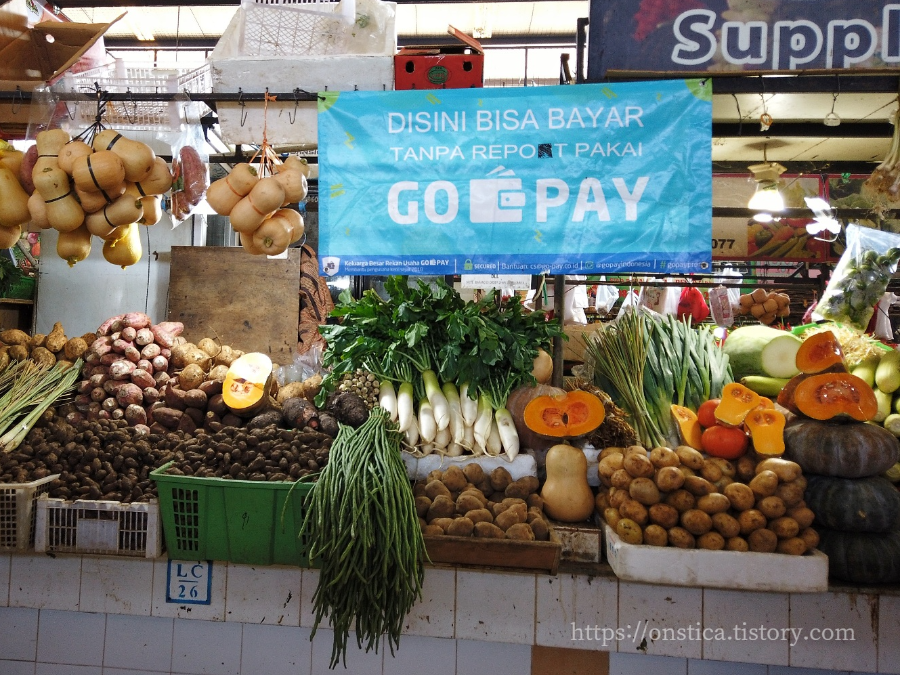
[63,100,76,121]
[121,88,137,125]
[10,86,23,115]
[288,87,301,124]
[238,88,247,127]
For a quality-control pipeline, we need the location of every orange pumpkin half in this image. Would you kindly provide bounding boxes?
[792,372,878,422]
[223,352,275,417]
[796,330,847,374]
[523,389,605,439]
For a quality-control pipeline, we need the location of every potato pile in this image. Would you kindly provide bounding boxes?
[597,445,818,555]
[736,288,791,325]
[72,312,244,433]
[414,465,551,542]
[0,323,87,371]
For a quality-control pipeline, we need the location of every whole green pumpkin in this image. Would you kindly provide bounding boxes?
[805,474,900,533]
[783,418,899,478]
[816,527,900,584]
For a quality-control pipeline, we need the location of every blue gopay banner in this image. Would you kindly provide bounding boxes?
[317,79,712,277]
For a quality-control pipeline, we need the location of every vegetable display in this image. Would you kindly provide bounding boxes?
[301,408,424,668]
[583,310,732,448]
[316,277,562,459]
[736,288,791,325]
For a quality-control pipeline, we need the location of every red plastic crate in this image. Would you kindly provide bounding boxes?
[394,26,483,90]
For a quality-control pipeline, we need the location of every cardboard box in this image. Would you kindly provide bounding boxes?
[394,25,483,90]
[0,9,122,138]
[563,323,601,362]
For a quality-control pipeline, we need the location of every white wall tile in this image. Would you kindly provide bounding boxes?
[573,573,619,653]
[382,634,456,675]
[35,665,99,675]
[0,659,34,675]
[310,629,383,675]
[36,609,105,667]
[456,639,531,675]
[402,567,455,638]
[0,606,39,661]
[455,570,536,643]
[617,582,703,659]
[687,659,768,675]
[789,592,877,672]
[609,652,687,675]
[80,557,154,616]
[171,618,242,675]
[10,555,81,611]
[103,669,171,675]
[151,559,225,622]
[224,564,301,626]
[0,553,11,606]
[240,623,312,674]
[770,667,850,675]
[103,614,173,672]
[299,568,319,630]
[535,573,578,648]
[702,589,789,665]
[879,595,900,674]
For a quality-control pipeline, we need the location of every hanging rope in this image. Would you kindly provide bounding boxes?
[247,89,281,177]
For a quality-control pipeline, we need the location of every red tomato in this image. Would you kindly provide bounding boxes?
[701,425,749,460]
[697,399,720,428]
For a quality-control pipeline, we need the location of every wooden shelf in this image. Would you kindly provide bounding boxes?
[0,299,34,305]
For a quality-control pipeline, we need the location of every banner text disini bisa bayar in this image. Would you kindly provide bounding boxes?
[316,80,712,277]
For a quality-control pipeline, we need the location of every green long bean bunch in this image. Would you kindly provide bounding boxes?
[301,407,425,669]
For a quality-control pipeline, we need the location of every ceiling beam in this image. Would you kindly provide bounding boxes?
[712,122,893,139]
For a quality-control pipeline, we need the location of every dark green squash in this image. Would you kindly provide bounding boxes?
[805,474,900,533]
[816,527,900,584]
[783,418,899,478]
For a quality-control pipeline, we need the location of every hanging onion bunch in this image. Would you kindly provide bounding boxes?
[862,110,900,209]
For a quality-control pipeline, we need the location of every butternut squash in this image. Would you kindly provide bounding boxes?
[138,195,162,226]
[275,208,304,244]
[32,166,84,232]
[228,176,287,235]
[93,129,156,183]
[279,155,310,178]
[0,165,31,226]
[132,157,173,196]
[272,168,308,205]
[102,222,142,269]
[206,163,258,216]
[239,231,266,256]
[541,443,594,522]
[251,214,292,256]
[75,182,125,214]
[57,140,93,175]
[56,223,92,267]
[744,408,786,456]
[0,146,24,177]
[27,191,51,230]
[222,352,275,417]
[714,382,761,427]
[71,150,125,194]
[34,129,71,174]
[0,224,21,249]
[86,194,143,232]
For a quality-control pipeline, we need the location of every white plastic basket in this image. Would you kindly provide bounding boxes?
[35,497,162,558]
[0,474,59,552]
[60,61,211,131]
[239,0,356,57]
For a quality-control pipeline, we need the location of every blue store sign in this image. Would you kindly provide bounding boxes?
[317,79,712,276]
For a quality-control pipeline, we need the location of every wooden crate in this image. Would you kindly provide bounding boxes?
[424,527,562,575]
[166,247,302,365]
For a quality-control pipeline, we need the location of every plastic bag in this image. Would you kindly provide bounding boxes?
[814,223,900,331]
[277,344,326,385]
[715,265,743,312]
[594,282,619,315]
[167,118,209,224]
[708,286,735,328]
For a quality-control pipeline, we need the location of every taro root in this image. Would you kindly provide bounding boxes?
[283,397,319,429]
[326,391,369,428]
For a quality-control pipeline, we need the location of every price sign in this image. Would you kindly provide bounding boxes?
[166,560,212,605]
[460,274,532,291]
[712,218,749,259]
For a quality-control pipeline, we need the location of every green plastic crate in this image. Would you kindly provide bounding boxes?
[151,461,314,566]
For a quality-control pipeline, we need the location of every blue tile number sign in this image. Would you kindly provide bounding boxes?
[166,560,212,605]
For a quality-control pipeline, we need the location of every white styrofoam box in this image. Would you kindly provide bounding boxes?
[604,524,828,593]
[209,55,394,145]
[411,453,538,482]
[35,497,162,559]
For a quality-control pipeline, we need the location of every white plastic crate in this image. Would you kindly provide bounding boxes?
[239,0,355,56]
[35,497,162,558]
[0,474,59,552]
[60,61,211,131]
